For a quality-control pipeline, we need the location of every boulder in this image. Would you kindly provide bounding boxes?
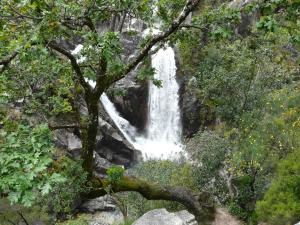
[133,209,197,225]
[79,195,116,213]
[86,210,123,225]
[96,116,142,168]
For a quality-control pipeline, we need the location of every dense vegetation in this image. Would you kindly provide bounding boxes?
[0,0,299,224]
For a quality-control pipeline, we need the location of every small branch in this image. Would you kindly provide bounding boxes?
[48,123,86,130]
[0,52,18,73]
[47,41,92,94]
[17,211,30,225]
[180,24,208,30]
[8,5,42,21]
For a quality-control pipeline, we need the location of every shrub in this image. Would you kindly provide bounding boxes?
[256,149,300,225]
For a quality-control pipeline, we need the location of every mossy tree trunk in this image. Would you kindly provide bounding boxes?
[85,176,215,224]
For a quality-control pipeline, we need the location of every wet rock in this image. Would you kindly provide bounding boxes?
[108,33,149,133]
[95,132,140,168]
[175,47,216,138]
[108,80,148,133]
[178,77,202,138]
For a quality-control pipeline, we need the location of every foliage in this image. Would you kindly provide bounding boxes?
[0,198,51,225]
[107,165,125,184]
[186,131,231,203]
[0,123,65,207]
[177,0,300,223]
[0,0,202,221]
[255,148,300,225]
[56,214,89,225]
[44,157,88,218]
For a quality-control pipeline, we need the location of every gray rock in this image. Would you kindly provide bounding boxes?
[86,210,124,225]
[133,209,198,225]
[108,33,148,133]
[93,152,112,177]
[79,195,116,213]
[67,133,82,150]
[175,210,198,225]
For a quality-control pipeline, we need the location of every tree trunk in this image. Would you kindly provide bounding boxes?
[85,176,215,224]
[81,94,100,177]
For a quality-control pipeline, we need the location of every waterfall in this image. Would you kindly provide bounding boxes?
[99,46,183,159]
[136,47,183,158]
[73,44,184,159]
[147,47,182,144]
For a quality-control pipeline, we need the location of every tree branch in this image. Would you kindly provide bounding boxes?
[109,0,201,85]
[0,52,18,73]
[47,41,92,93]
[48,123,86,130]
[8,5,42,21]
[87,176,215,224]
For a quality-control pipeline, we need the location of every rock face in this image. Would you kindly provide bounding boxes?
[133,209,198,225]
[78,195,124,225]
[96,114,142,168]
[86,210,123,225]
[108,33,149,133]
[178,76,203,137]
[52,97,141,176]
[109,80,148,133]
[175,48,215,138]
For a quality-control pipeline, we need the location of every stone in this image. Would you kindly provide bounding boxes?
[86,210,123,225]
[93,152,112,177]
[132,208,198,225]
[175,210,198,225]
[79,195,116,213]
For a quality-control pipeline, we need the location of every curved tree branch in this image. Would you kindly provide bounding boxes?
[86,176,215,224]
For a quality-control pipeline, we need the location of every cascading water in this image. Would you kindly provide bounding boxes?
[72,43,184,159]
[134,46,183,159]
[99,46,184,159]
[147,47,182,145]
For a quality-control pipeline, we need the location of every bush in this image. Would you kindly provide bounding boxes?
[186,130,231,203]
[43,157,87,219]
[256,149,300,225]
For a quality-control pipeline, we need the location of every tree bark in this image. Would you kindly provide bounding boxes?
[85,176,215,224]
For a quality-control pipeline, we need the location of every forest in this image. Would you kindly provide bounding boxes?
[0,0,299,225]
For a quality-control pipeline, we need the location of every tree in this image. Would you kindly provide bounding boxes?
[0,0,215,223]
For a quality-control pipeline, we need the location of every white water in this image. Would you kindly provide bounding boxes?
[99,47,183,159]
[72,44,184,159]
[138,47,183,158]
